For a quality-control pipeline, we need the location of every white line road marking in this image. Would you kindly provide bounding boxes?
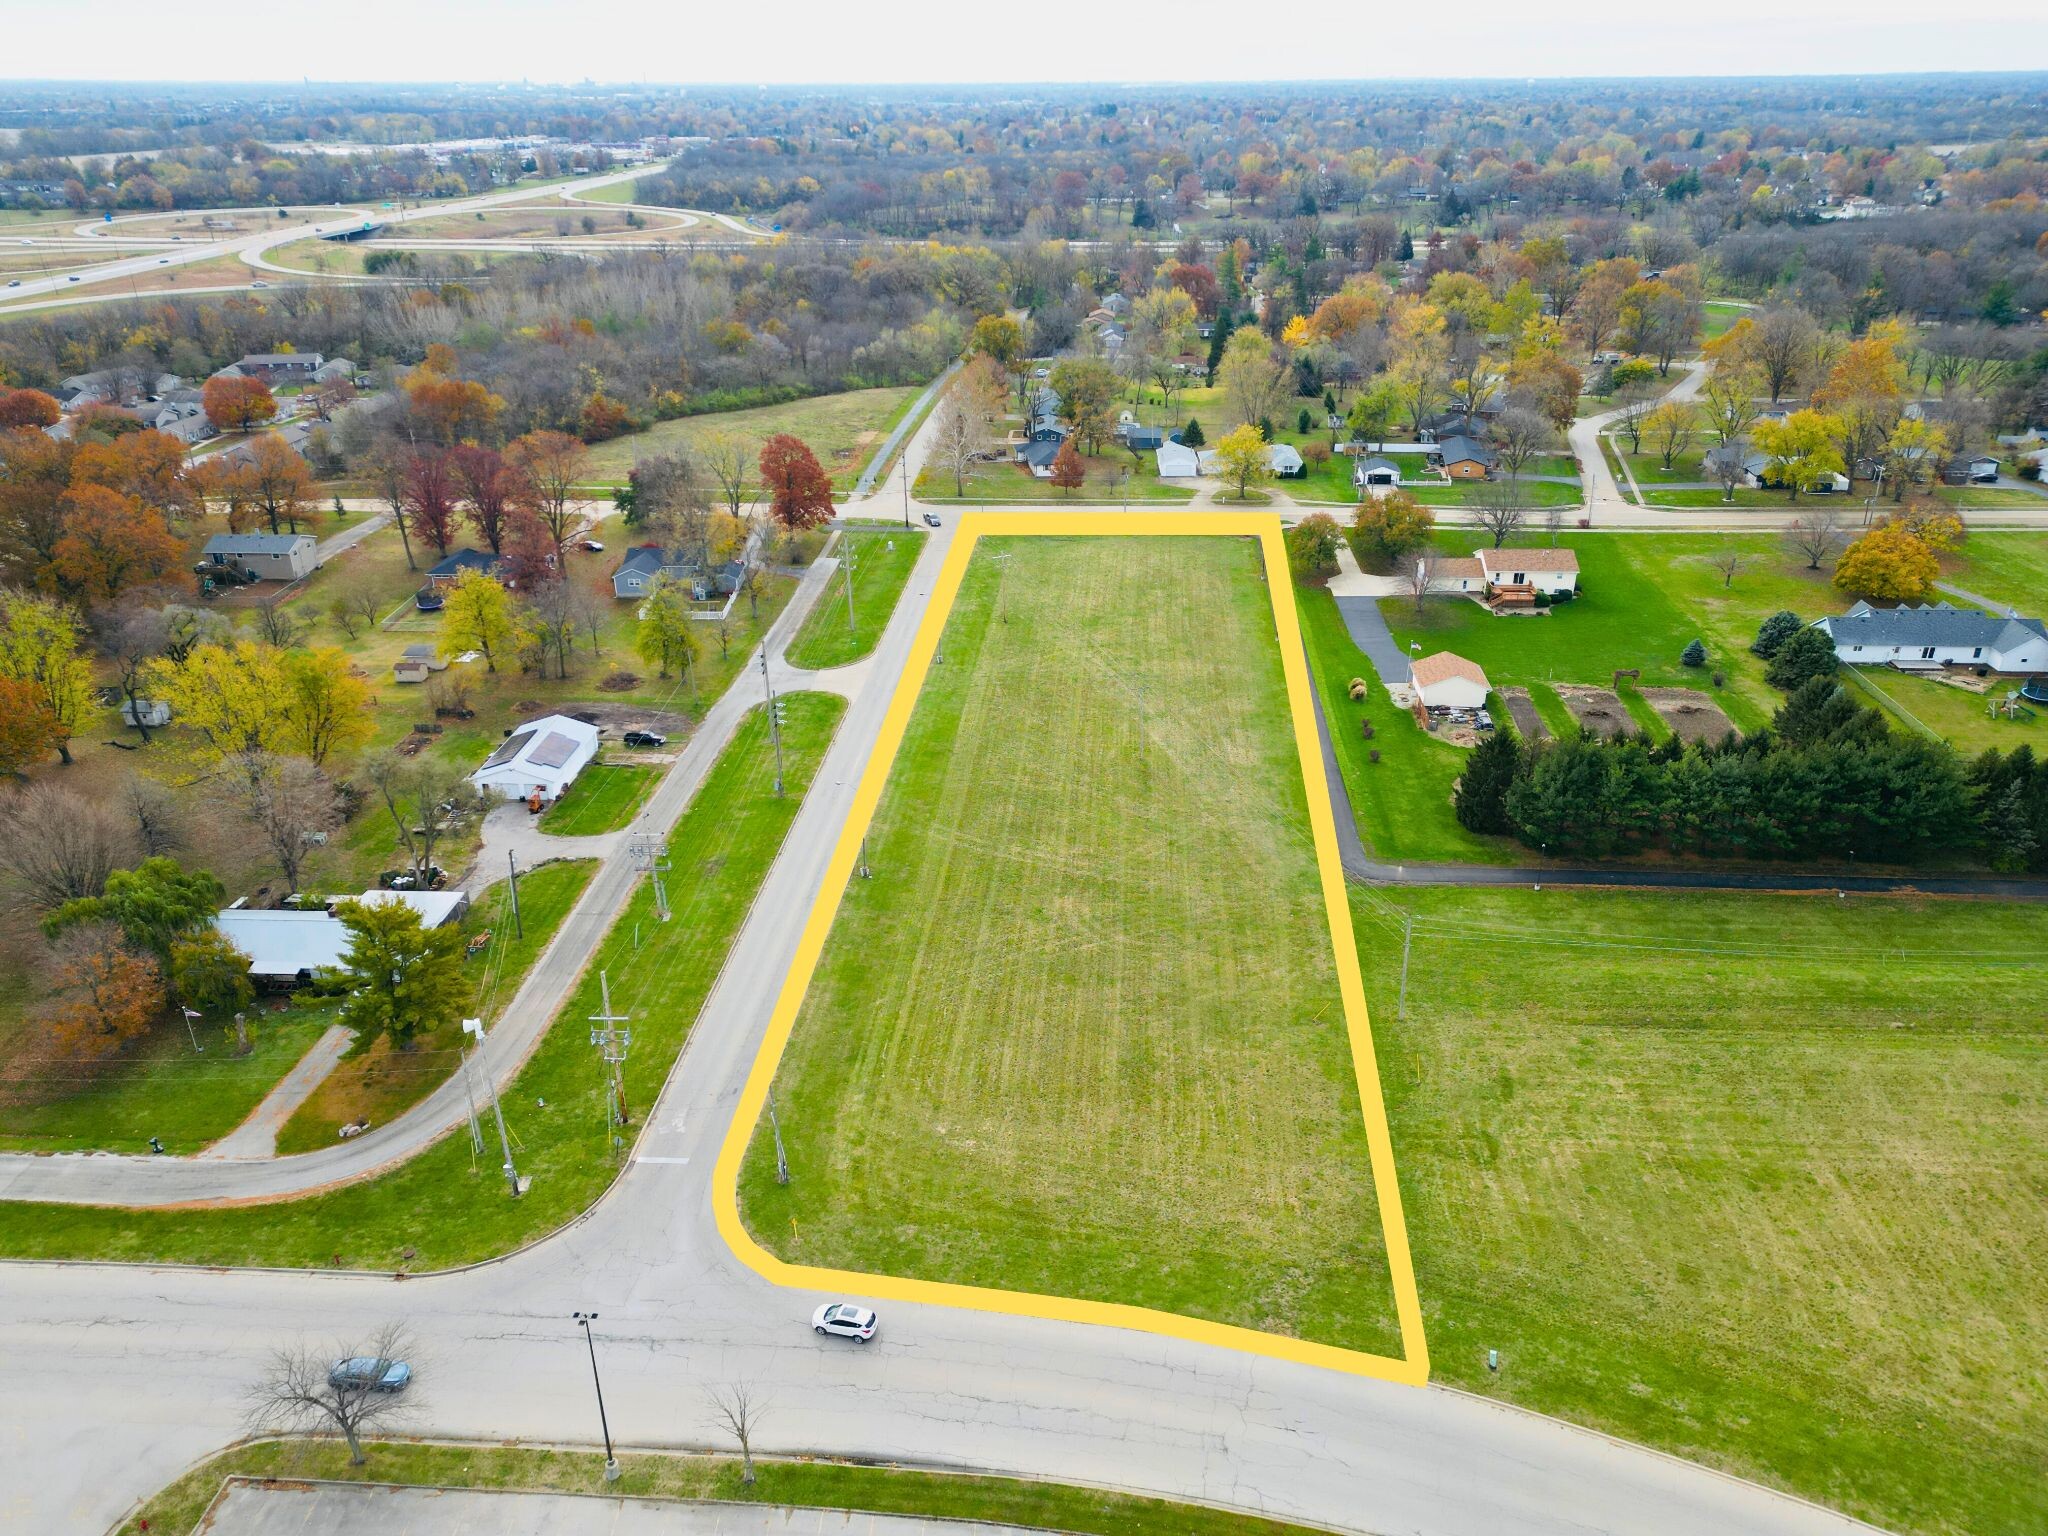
[636,1155,691,1165]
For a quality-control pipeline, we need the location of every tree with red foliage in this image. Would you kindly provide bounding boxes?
[0,388,61,429]
[1167,262,1222,319]
[758,434,834,531]
[48,486,182,603]
[0,676,61,776]
[449,444,528,556]
[498,510,559,589]
[578,390,633,443]
[201,374,276,434]
[400,449,460,558]
[37,922,163,1062]
[1049,437,1086,492]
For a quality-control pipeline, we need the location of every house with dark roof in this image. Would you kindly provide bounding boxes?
[1740,451,1849,494]
[611,545,744,600]
[426,548,502,587]
[1428,435,1496,479]
[232,352,325,381]
[1816,601,2048,674]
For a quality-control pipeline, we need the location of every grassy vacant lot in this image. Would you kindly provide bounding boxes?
[539,763,658,835]
[1366,885,2047,1536]
[785,526,926,669]
[123,1439,1337,1536]
[0,1001,330,1156]
[0,695,843,1269]
[273,859,598,1155]
[1951,531,2048,609]
[581,386,919,489]
[743,536,1401,1355]
[914,452,1195,502]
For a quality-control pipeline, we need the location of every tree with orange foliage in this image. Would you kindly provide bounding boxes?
[0,388,61,429]
[0,426,75,577]
[49,486,182,603]
[1833,523,1941,603]
[242,435,315,535]
[505,430,588,562]
[0,675,62,775]
[578,390,633,442]
[405,368,504,444]
[37,922,163,1062]
[69,428,194,521]
[201,373,276,434]
[758,434,834,531]
[1048,437,1086,492]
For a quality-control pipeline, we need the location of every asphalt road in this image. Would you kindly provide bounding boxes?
[0,473,1891,1536]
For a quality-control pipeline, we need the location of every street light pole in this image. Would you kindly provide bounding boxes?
[572,1312,621,1482]
[759,649,785,797]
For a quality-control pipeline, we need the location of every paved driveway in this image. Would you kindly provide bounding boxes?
[1333,594,1411,685]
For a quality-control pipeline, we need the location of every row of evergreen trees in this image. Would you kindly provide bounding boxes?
[1454,677,2046,870]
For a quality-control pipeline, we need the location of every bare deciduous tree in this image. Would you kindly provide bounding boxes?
[94,604,172,743]
[366,754,489,879]
[1490,405,1553,481]
[1704,443,1749,504]
[123,774,186,858]
[1474,481,1528,549]
[1407,554,1437,614]
[0,783,127,909]
[246,1323,417,1466]
[698,429,752,519]
[1709,549,1748,588]
[706,1383,768,1485]
[1782,507,1846,571]
[525,577,580,681]
[251,596,311,650]
[928,393,993,497]
[1542,503,1568,546]
[233,753,342,895]
[1612,398,1654,455]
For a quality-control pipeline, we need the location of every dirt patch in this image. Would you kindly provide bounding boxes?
[1555,685,1633,739]
[1640,687,1741,745]
[1499,686,1549,742]
[561,701,694,736]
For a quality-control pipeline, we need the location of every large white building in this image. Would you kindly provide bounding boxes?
[471,714,601,802]
[1816,601,2048,674]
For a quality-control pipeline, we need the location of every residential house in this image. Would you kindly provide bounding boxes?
[1266,443,1305,477]
[471,713,602,803]
[1430,436,1496,480]
[213,420,310,469]
[1155,439,1217,478]
[1815,601,2048,675]
[1418,411,1488,442]
[1942,453,2001,486]
[1020,437,1068,478]
[1411,651,1491,710]
[214,889,468,986]
[1739,451,1849,494]
[611,545,744,600]
[1101,292,1131,317]
[1478,546,1579,597]
[1353,455,1403,490]
[426,548,502,588]
[200,532,319,582]
[231,351,326,382]
[309,357,355,385]
[1118,424,1166,451]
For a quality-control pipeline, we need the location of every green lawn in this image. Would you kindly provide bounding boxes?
[539,763,659,835]
[1369,885,2048,1536]
[785,526,926,670]
[742,537,1402,1356]
[0,695,845,1269]
[914,453,1194,503]
[272,859,599,1156]
[581,386,920,490]
[124,1439,1337,1536]
[1295,582,1525,865]
[0,1004,330,1156]
[1700,299,1749,341]
[1949,532,2048,609]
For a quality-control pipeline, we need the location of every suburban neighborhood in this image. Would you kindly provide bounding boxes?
[0,57,2044,1536]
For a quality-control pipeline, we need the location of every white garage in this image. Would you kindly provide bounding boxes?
[471,714,601,803]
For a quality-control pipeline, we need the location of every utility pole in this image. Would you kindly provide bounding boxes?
[901,452,911,528]
[629,835,670,921]
[506,850,524,939]
[767,1087,790,1184]
[589,971,632,1146]
[759,650,785,796]
[842,534,859,638]
[1397,911,1414,1021]
[572,1312,621,1482]
[466,1017,523,1197]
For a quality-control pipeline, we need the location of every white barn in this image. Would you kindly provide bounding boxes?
[471,714,601,802]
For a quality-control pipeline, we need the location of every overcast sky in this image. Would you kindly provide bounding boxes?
[5,0,2047,84]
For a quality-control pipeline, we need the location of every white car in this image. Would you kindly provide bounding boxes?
[812,1302,877,1342]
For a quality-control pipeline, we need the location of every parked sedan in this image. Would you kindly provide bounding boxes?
[812,1302,877,1342]
[329,1356,411,1392]
[922,512,941,528]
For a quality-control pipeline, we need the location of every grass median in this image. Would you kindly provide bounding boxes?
[743,535,1402,1355]
[122,1438,1337,1536]
[539,763,660,835]
[784,526,926,670]
[0,695,844,1270]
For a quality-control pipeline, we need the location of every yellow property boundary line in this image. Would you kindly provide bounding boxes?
[711,511,1429,1386]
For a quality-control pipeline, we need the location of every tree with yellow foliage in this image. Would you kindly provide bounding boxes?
[1213,423,1274,501]
[438,569,528,673]
[1833,523,1941,603]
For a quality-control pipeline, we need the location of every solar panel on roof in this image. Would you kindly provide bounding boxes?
[527,731,579,770]
[481,729,536,770]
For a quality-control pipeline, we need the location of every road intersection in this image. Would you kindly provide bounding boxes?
[0,417,1891,1536]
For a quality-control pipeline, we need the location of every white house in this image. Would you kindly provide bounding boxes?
[1411,651,1491,710]
[215,889,469,985]
[1266,443,1305,477]
[1478,546,1579,596]
[201,532,319,582]
[471,714,602,802]
[1155,440,1217,478]
[1815,601,2048,674]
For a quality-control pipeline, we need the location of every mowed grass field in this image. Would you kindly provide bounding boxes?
[1364,886,2047,1536]
[742,535,1402,1354]
[784,526,926,670]
[580,386,919,490]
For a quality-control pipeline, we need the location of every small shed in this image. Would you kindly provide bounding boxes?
[119,698,172,728]
[471,713,601,802]
[392,644,447,685]
[1412,651,1492,711]
[201,532,318,582]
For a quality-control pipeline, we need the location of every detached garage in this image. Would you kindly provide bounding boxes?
[471,714,601,803]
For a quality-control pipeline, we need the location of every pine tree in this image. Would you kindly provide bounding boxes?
[1680,638,1707,668]
[1454,730,1522,834]
[1752,610,1802,657]
[1181,418,1206,448]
